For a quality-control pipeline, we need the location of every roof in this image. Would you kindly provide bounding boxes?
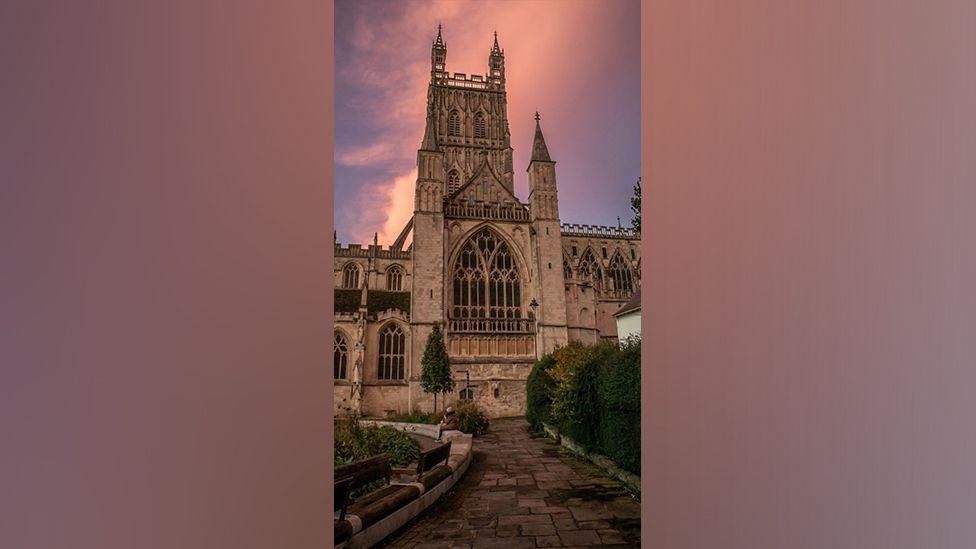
[613,287,642,317]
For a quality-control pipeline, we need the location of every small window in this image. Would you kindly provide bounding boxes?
[474,112,486,139]
[572,245,578,257]
[482,177,489,194]
[459,387,474,400]
[449,110,461,136]
[630,249,636,260]
[602,247,608,259]
[333,332,348,379]
[342,263,360,289]
[377,324,405,380]
[493,387,500,398]
[386,265,403,291]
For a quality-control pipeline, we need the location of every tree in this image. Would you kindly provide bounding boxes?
[420,323,454,414]
[630,176,641,235]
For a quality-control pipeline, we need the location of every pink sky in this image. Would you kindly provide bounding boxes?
[334,0,640,245]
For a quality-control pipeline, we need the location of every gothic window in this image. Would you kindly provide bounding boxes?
[452,227,522,328]
[342,263,361,289]
[449,110,461,136]
[571,244,578,257]
[474,112,487,139]
[577,248,603,290]
[448,170,461,194]
[602,247,608,259]
[377,323,405,380]
[459,387,474,400]
[333,332,348,379]
[482,177,489,195]
[386,265,403,291]
[563,257,573,279]
[608,252,635,294]
[630,248,636,260]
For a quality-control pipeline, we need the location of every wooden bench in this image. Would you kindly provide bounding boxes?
[393,441,453,489]
[334,455,423,544]
[334,455,391,521]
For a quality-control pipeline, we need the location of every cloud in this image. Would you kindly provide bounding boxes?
[377,169,417,246]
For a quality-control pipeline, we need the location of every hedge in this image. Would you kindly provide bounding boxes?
[334,289,361,313]
[334,289,411,315]
[366,290,411,314]
[525,339,641,475]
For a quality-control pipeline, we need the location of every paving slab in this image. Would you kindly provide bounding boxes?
[377,418,640,548]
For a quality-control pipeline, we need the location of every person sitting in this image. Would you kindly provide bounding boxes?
[439,407,459,431]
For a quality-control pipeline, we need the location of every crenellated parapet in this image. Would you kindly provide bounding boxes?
[560,223,638,240]
[335,243,411,260]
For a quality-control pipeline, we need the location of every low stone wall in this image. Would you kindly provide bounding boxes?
[359,419,442,441]
[336,429,473,549]
[542,423,641,497]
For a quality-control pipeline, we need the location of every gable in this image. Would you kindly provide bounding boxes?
[448,159,521,206]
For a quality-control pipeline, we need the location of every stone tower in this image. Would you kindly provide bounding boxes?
[427,27,514,195]
[528,113,569,352]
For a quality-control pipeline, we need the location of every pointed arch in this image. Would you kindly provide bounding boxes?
[333,331,348,379]
[447,169,461,195]
[385,264,404,291]
[377,321,406,380]
[474,111,487,139]
[608,251,635,294]
[449,110,461,137]
[341,262,361,289]
[562,252,574,279]
[577,247,603,290]
[450,225,526,332]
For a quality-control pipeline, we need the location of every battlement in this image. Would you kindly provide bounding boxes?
[334,243,411,260]
[560,223,638,240]
[433,71,502,90]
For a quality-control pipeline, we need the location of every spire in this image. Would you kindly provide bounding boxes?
[492,30,501,53]
[434,23,444,46]
[530,112,552,163]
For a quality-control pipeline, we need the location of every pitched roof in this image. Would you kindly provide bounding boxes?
[530,113,552,163]
[613,287,642,317]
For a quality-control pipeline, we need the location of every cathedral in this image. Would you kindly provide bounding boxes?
[334,28,640,418]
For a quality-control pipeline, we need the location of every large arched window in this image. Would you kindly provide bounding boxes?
[474,112,486,139]
[333,332,348,379]
[342,263,361,289]
[377,324,405,380]
[386,265,403,291]
[449,110,461,136]
[608,252,635,294]
[452,227,522,330]
[563,256,573,279]
[447,170,461,195]
[577,248,603,290]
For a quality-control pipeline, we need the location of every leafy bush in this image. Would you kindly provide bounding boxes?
[386,408,442,425]
[556,342,616,450]
[599,339,641,473]
[454,401,489,435]
[334,418,421,468]
[366,290,411,313]
[525,354,557,432]
[523,339,642,476]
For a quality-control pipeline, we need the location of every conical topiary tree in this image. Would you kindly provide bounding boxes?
[420,323,454,414]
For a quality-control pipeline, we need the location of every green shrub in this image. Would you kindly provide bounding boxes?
[334,289,361,313]
[387,408,442,425]
[524,339,642,476]
[557,342,616,451]
[454,401,489,435]
[334,418,421,468]
[599,340,641,474]
[525,354,557,432]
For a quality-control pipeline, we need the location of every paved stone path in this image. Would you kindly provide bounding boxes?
[379,418,641,548]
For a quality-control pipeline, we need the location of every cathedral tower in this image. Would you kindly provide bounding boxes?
[528,113,569,352]
[426,27,514,195]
